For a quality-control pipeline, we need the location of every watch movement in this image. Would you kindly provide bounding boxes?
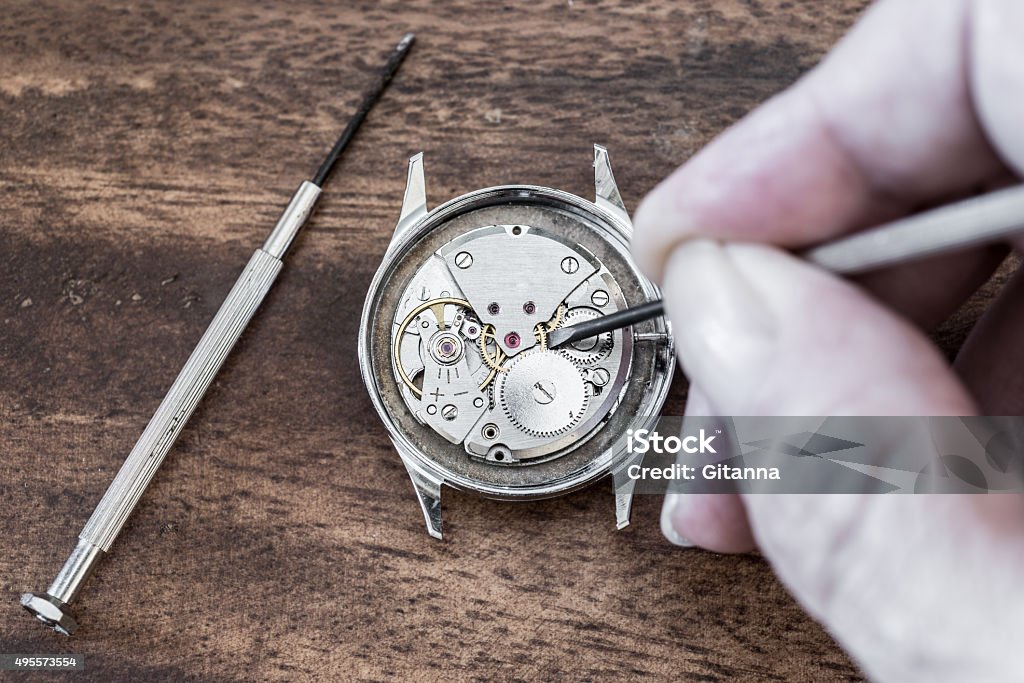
[359,146,674,538]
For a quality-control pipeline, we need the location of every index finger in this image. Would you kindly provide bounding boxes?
[632,0,1006,283]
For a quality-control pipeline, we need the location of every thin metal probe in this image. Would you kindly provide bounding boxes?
[21,33,415,636]
[549,183,1024,349]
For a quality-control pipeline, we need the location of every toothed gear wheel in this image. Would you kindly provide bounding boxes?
[558,307,613,367]
[497,350,589,438]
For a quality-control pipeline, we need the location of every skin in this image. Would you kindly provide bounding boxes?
[631,1,1024,680]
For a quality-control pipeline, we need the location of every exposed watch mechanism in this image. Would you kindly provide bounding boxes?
[359,146,674,538]
[391,224,627,462]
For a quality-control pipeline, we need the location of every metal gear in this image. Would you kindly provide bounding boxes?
[545,303,567,332]
[534,322,548,350]
[557,307,613,367]
[497,350,589,438]
[478,324,508,372]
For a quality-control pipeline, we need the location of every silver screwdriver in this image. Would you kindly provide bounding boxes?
[21,33,415,636]
[549,183,1024,349]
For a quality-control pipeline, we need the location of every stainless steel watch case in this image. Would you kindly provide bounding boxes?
[358,145,674,538]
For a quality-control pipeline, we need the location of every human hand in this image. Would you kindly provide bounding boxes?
[631,0,1024,680]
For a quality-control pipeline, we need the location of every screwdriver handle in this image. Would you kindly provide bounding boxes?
[37,182,320,615]
[79,180,319,554]
[803,183,1024,274]
[79,248,281,551]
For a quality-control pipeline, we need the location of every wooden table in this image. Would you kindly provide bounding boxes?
[3,1,999,680]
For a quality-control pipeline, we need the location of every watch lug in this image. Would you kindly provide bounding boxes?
[593,144,633,232]
[611,451,643,530]
[392,152,428,247]
[394,442,444,539]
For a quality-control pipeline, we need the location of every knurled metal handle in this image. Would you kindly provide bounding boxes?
[80,248,282,550]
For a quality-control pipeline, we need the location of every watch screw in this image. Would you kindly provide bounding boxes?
[454,251,473,269]
[561,257,579,274]
[441,404,458,421]
[591,289,609,307]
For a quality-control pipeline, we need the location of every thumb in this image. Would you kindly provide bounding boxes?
[661,239,975,416]
[659,241,1024,682]
[658,240,975,554]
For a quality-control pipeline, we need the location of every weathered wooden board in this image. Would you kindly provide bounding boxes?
[4,1,997,680]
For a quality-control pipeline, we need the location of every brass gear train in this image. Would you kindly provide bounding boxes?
[477,303,568,373]
[393,297,501,397]
[397,299,570,396]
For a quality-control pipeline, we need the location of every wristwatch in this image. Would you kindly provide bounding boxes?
[358,145,674,538]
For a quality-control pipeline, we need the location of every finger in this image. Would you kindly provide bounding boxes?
[661,239,975,416]
[743,494,1024,682]
[971,0,1024,177]
[661,239,1010,680]
[955,263,1024,413]
[661,383,755,552]
[633,0,1007,284]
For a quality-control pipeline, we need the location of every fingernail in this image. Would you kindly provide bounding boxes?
[660,494,694,547]
[662,240,777,396]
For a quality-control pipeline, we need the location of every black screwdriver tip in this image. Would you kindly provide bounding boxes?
[311,33,416,187]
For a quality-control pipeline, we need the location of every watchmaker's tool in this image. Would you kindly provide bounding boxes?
[22,33,415,636]
[805,182,1024,274]
[547,183,1024,349]
[547,300,664,350]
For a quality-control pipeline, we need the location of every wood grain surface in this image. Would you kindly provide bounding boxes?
[0,1,1011,681]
